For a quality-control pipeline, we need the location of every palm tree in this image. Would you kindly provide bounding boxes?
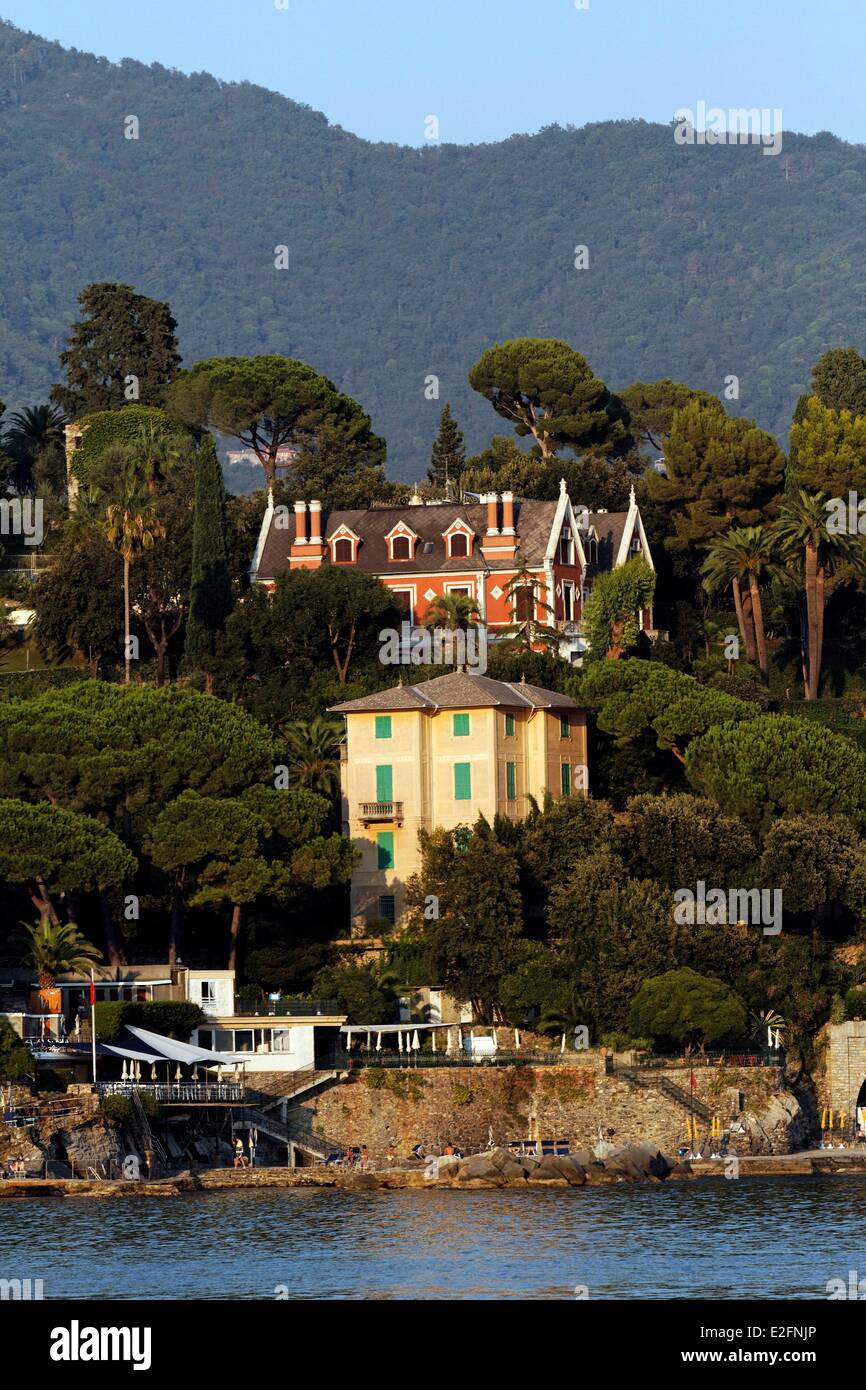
[21,919,101,990]
[422,591,482,633]
[501,563,559,652]
[4,404,66,494]
[701,525,780,680]
[773,490,864,700]
[281,717,343,798]
[98,447,166,684]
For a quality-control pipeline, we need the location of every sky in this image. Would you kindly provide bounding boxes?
[1,0,864,147]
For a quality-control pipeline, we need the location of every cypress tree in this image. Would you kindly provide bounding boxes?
[184,435,233,687]
[428,403,466,488]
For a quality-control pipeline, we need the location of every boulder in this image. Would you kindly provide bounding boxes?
[537,1155,586,1186]
[456,1154,504,1184]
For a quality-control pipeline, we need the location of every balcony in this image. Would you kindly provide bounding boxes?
[359,801,404,825]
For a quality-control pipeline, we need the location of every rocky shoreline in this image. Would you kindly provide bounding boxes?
[3,1143,865,1198]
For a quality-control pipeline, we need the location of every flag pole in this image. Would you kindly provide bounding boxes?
[90,971,97,1087]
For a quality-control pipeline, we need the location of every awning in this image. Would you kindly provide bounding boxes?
[58,1025,229,1067]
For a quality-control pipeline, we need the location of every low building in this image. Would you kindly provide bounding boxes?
[329,669,587,926]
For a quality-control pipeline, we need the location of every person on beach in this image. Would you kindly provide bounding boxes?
[233,1137,245,1168]
[361,1144,369,1170]
[386,1143,396,1164]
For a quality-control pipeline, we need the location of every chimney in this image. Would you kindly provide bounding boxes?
[501,492,515,535]
[486,493,499,535]
[294,501,308,545]
[309,499,323,545]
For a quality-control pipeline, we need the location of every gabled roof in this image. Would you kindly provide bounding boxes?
[329,670,581,714]
[256,499,562,580]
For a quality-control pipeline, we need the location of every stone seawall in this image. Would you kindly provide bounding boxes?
[288,1060,807,1159]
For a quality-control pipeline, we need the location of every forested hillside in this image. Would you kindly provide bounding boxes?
[2,19,866,472]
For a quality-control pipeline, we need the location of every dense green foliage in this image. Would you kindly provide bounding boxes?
[94,1000,206,1042]
[3,20,866,466]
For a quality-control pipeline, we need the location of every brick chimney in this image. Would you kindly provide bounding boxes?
[482,490,517,560]
[294,501,308,545]
[290,499,323,569]
[309,499,323,546]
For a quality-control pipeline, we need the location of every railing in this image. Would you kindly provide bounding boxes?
[232,1000,340,1017]
[359,801,404,824]
[331,1049,575,1070]
[96,1082,244,1103]
[629,1051,783,1070]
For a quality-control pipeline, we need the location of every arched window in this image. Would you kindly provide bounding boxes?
[391,535,411,560]
[333,538,354,563]
[449,532,469,558]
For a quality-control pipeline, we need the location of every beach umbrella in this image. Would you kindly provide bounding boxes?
[445,1029,454,1056]
[121,1060,128,1080]
[412,1030,421,1052]
[134,1062,141,1080]
[150,1064,157,1081]
[346,1028,352,1051]
[174,1064,182,1082]
[492,1029,498,1051]
[431,1030,436,1053]
[560,1033,566,1054]
[397,1030,403,1054]
[376,1031,382,1052]
[515,1029,520,1050]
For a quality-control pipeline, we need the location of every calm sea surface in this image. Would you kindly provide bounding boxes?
[3,1177,866,1299]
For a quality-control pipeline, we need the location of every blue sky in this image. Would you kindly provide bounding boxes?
[1,0,864,146]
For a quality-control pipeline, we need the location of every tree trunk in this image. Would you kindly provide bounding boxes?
[168,873,184,967]
[99,889,125,967]
[804,544,820,700]
[228,903,243,972]
[748,575,768,680]
[814,563,826,700]
[735,579,758,663]
[123,553,131,685]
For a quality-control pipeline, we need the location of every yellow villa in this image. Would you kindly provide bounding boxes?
[330,670,587,927]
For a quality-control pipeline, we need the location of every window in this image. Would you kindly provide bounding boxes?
[375,715,392,740]
[375,765,393,803]
[561,763,571,797]
[449,532,469,557]
[562,582,575,623]
[506,762,516,801]
[272,1029,292,1053]
[200,980,217,1003]
[558,528,574,565]
[377,832,395,870]
[514,585,534,623]
[234,1030,254,1053]
[378,894,396,924]
[214,1029,234,1052]
[391,535,411,560]
[454,763,472,801]
[505,712,515,737]
[392,589,413,618]
[334,538,353,563]
[453,713,470,737]
[198,1029,214,1049]
[560,715,571,739]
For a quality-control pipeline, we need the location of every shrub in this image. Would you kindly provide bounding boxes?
[94,1000,206,1042]
[0,1017,33,1081]
[100,1094,133,1124]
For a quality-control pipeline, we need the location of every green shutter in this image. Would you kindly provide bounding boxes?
[560,715,570,739]
[454,763,472,801]
[505,713,515,737]
[375,765,393,802]
[377,832,395,870]
[375,716,392,740]
[453,713,470,737]
[561,763,571,797]
[506,762,516,801]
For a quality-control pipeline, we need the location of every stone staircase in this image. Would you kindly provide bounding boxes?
[613,1063,713,1123]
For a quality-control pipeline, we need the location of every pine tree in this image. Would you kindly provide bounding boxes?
[51,282,181,418]
[428,403,466,488]
[184,435,233,688]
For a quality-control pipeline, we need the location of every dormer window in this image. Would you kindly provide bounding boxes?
[328,526,361,564]
[442,520,475,560]
[558,527,574,565]
[385,522,419,562]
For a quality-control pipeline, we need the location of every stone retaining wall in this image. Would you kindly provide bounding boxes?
[288,1060,800,1159]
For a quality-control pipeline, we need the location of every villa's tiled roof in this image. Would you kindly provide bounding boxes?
[329,670,581,714]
